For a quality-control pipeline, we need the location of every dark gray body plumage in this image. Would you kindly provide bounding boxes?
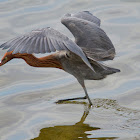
[58,51,120,81]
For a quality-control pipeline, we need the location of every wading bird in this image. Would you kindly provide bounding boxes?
[0,11,120,105]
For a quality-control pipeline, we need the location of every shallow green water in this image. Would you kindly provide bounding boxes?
[0,0,140,140]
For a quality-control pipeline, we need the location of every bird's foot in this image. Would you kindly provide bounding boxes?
[55,96,87,104]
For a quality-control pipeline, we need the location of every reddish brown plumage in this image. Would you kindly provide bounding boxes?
[0,51,63,69]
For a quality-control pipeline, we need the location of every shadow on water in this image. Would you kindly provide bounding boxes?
[32,103,118,140]
[31,98,140,140]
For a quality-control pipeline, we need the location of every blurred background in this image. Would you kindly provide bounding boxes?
[0,0,140,140]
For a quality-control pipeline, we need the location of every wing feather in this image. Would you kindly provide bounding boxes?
[47,37,55,52]
[9,37,27,53]
[61,11,115,61]
[70,11,101,26]
[33,37,40,54]
[26,37,37,54]
[2,37,17,50]
[50,39,60,50]
[19,37,32,53]
[12,37,28,54]
[0,27,94,71]
[39,37,45,53]
[5,37,21,52]
[43,37,51,52]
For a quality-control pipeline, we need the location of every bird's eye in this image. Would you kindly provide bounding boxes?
[66,53,70,59]
[3,57,8,62]
[4,57,8,60]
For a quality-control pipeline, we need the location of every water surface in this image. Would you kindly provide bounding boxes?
[0,0,140,140]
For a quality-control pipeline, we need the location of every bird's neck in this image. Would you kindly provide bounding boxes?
[14,53,63,69]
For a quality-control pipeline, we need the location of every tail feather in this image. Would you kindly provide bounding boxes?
[104,66,120,75]
[89,58,120,76]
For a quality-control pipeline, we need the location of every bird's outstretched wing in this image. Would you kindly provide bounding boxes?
[68,11,100,26]
[0,27,94,71]
[61,11,115,61]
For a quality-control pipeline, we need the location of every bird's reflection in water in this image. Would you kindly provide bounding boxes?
[32,102,118,140]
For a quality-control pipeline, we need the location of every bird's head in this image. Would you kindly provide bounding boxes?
[0,51,14,66]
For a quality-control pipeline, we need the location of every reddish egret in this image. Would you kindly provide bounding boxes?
[0,11,120,105]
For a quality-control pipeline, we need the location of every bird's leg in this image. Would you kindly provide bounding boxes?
[55,96,87,104]
[56,79,92,105]
[56,78,87,104]
[82,84,93,106]
[77,79,93,105]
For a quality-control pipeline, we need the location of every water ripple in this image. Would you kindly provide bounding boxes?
[0,0,140,140]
